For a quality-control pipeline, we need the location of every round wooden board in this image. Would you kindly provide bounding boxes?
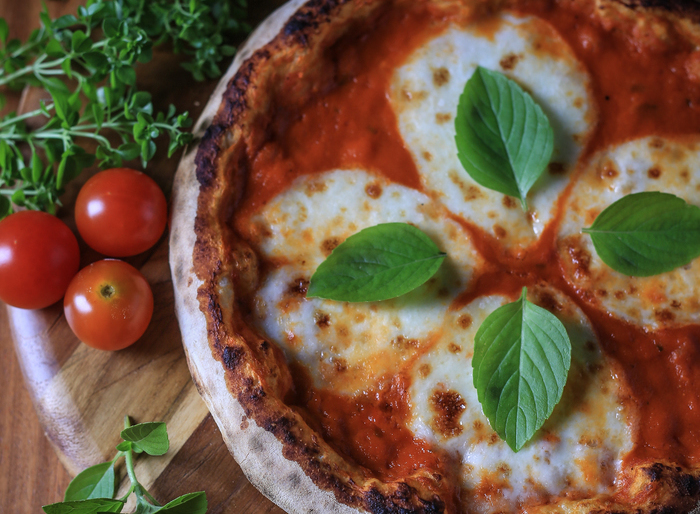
[1,1,287,513]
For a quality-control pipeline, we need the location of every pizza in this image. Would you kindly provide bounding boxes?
[169,0,700,512]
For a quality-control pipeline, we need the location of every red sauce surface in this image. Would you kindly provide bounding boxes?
[235,0,700,491]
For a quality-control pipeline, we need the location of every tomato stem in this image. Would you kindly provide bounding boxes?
[100,284,116,299]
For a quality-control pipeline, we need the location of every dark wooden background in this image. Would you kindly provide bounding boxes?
[0,1,287,513]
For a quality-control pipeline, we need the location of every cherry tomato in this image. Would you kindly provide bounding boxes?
[75,168,167,257]
[0,211,80,309]
[64,259,154,350]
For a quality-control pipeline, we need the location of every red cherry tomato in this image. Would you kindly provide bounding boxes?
[75,168,167,257]
[64,259,154,350]
[0,211,80,309]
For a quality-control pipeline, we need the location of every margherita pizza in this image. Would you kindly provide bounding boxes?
[169,0,700,512]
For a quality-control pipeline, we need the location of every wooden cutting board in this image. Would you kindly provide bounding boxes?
[2,1,288,512]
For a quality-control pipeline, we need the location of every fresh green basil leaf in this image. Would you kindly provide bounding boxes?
[455,66,554,211]
[115,441,132,452]
[472,288,571,452]
[42,498,124,514]
[157,492,207,514]
[121,422,169,456]
[307,223,446,302]
[64,462,115,501]
[582,191,700,276]
[0,195,12,219]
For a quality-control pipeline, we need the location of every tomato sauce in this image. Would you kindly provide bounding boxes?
[234,0,700,487]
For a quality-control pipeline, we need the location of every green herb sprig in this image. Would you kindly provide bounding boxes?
[0,0,248,217]
[43,416,206,514]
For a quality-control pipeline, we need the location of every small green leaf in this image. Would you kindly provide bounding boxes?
[31,152,43,183]
[82,51,108,70]
[11,189,25,207]
[158,492,207,514]
[46,38,65,57]
[582,191,700,276]
[64,462,115,501]
[0,18,9,44]
[42,498,124,514]
[116,66,136,86]
[0,195,11,218]
[307,223,446,302]
[121,422,169,456]
[472,288,571,452]
[115,441,131,452]
[455,67,554,211]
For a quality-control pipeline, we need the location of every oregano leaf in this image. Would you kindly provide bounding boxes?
[64,462,115,501]
[307,223,446,302]
[121,422,169,456]
[472,287,571,452]
[455,66,554,211]
[582,191,700,276]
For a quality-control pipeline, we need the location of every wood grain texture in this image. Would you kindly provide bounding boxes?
[0,1,287,513]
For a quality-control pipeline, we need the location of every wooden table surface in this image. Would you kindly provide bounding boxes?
[0,1,288,513]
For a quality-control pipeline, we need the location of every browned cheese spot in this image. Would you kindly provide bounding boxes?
[457,314,473,329]
[321,237,341,256]
[305,180,327,195]
[671,300,682,309]
[418,363,432,378]
[432,67,451,87]
[647,166,662,179]
[392,335,420,350]
[536,291,561,313]
[288,278,309,296]
[573,97,584,109]
[499,53,520,70]
[596,289,608,298]
[435,112,452,124]
[614,290,626,300]
[314,310,331,328]
[430,390,467,438]
[502,196,517,209]
[402,89,428,101]
[548,162,565,175]
[365,182,383,198]
[448,342,462,354]
[493,225,507,239]
[654,308,675,323]
[565,235,591,280]
[449,170,484,201]
[333,358,348,373]
[336,325,349,338]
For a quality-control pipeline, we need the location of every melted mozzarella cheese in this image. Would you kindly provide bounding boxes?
[390,14,594,248]
[558,136,700,329]
[251,169,483,394]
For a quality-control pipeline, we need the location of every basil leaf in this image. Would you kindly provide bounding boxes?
[582,191,700,277]
[307,223,446,302]
[472,288,571,452]
[158,492,207,514]
[120,422,169,456]
[455,67,554,211]
[42,498,124,514]
[64,462,115,501]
